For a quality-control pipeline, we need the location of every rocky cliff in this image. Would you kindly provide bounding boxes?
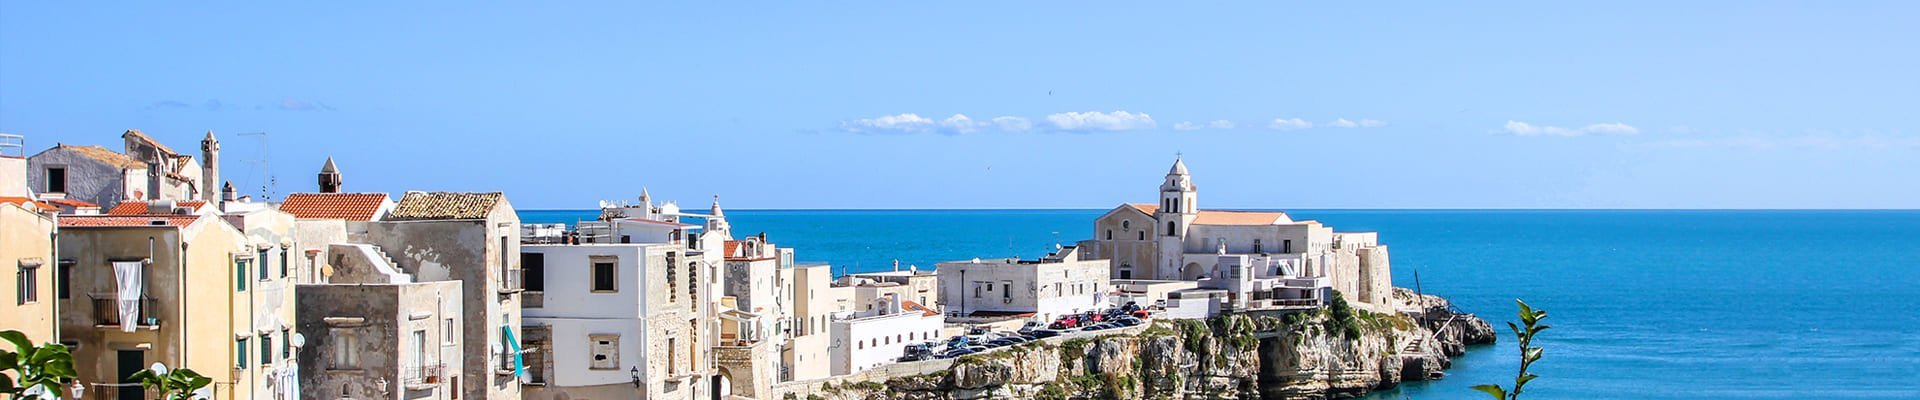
[795,288,1493,400]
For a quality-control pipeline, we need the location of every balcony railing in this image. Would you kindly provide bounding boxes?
[87,383,159,400]
[404,363,446,386]
[499,269,524,294]
[91,296,160,328]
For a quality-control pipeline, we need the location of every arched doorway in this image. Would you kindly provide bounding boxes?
[1182,262,1206,280]
[712,366,737,400]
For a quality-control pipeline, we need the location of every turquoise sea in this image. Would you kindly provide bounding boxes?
[522,209,1920,399]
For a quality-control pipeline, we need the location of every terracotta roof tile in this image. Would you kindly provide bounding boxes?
[901,300,940,317]
[279,193,389,221]
[43,198,98,208]
[60,214,201,228]
[1127,203,1159,214]
[0,197,57,212]
[1192,210,1290,225]
[388,191,504,220]
[106,200,208,215]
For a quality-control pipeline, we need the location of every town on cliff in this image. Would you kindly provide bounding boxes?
[1,131,1493,400]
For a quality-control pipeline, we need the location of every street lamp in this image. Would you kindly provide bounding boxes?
[629,366,642,388]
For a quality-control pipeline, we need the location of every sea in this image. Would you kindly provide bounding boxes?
[521,209,1920,399]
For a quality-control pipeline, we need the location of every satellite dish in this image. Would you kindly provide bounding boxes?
[150,362,168,375]
[290,333,306,347]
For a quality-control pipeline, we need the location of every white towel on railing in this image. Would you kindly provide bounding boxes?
[113,261,143,332]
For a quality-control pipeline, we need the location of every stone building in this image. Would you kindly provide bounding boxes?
[363,191,524,400]
[57,209,298,400]
[935,246,1111,322]
[296,242,465,400]
[844,264,938,309]
[278,157,396,284]
[26,130,215,207]
[1076,158,1394,312]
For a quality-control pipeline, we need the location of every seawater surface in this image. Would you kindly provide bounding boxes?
[521,209,1920,399]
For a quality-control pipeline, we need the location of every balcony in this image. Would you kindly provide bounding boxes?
[91,296,160,329]
[499,269,524,294]
[403,363,445,390]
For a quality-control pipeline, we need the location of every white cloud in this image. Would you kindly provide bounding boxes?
[940,114,981,134]
[992,116,1033,132]
[1268,118,1313,130]
[1327,118,1360,128]
[841,113,937,134]
[1045,110,1157,132]
[1173,120,1236,131]
[1499,120,1641,137]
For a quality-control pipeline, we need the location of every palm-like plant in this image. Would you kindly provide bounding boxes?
[128,364,213,400]
[1474,299,1549,400]
[0,330,77,400]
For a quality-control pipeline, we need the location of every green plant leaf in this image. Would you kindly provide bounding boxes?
[0,330,31,353]
[45,359,76,378]
[0,351,17,370]
[0,378,15,393]
[1471,384,1506,399]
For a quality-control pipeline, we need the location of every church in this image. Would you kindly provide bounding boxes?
[1077,158,1395,312]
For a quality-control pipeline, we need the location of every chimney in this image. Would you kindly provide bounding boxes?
[221,180,237,209]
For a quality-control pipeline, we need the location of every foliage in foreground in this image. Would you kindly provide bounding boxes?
[0,330,76,400]
[1474,299,1549,400]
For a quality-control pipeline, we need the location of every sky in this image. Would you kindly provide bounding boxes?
[2,1,1915,209]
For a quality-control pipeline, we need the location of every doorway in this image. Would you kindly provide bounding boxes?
[116,350,144,400]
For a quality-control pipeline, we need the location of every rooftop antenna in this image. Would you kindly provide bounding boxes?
[236,132,275,200]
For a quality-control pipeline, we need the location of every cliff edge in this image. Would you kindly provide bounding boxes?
[793,288,1493,400]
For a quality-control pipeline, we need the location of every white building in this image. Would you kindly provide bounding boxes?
[935,246,1111,322]
[1078,158,1394,314]
[519,241,705,400]
[828,294,944,376]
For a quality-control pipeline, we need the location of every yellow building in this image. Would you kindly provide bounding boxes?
[58,202,300,400]
[2,198,58,343]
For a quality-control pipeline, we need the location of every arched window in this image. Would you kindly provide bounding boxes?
[1106,230,1112,240]
[1253,239,1263,253]
[1138,231,1145,240]
[1167,221,1176,236]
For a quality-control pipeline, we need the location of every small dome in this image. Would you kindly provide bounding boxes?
[1168,158,1189,175]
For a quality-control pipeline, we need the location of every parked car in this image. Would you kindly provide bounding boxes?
[1029,329,1062,339]
[987,338,1018,347]
[938,348,976,358]
[1050,314,1082,329]
[1019,320,1045,334]
[900,343,937,361]
[1115,317,1143,326]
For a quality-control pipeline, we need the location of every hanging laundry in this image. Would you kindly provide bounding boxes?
[112,261,143,332]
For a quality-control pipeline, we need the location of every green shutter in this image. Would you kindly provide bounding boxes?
[502,326,524,376]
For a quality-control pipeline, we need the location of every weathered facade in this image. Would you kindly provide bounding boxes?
[1,199,57,343]
[520,241,708,400]
[296,280,464,400]
[366,191,524,400]
[57,212,299,400]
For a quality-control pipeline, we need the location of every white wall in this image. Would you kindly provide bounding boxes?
[536,318,646,387]
[829,312,944,376]
[521,244,664,320]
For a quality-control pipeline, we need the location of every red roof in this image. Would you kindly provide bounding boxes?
[43,198,99,208]
[106,200,207,215]
[60,214,202,228]
[0,197,58,212]
[279,193,389,221]
[901,300,940,317]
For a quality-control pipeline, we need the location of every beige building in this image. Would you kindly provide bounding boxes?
[1,198,57,343]
[58,208,298,400]
[1078,158,1394,312]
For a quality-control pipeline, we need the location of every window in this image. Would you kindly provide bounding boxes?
[235,260,248,291]
[1138,231,1145,240]
[589,334,619,370]
[1105,230,1112,240]
[1282,240,1292,254]
[1122,220,1131,229]
[666,252,678,302]
[332,330,359,369]
[1253,239,1263,253]
[666,338,677,373]
[1167,221,1177,236]
[520,253,545,291]
[412,330,427,371]
[16,263,37,304]
[282,329,291,359]
[45,167,66,193]
[258,250,270,280]
[1001,282,1011,299]
[444,318,456,344]
[279,250,288,278]
[591,261,616,292]
[237,337,249,368]
[261,334,273,365]
[57,263,70,299]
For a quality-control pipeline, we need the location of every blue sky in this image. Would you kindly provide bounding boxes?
[2,2,1914,209]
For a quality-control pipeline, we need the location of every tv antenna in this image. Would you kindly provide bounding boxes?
[236,132,276,200]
